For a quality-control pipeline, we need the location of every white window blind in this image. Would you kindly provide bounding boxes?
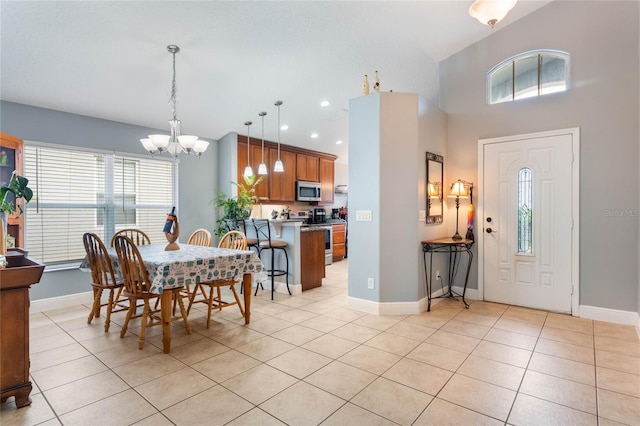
[23,144,177,265]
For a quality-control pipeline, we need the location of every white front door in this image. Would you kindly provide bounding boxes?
[480,129,578,313]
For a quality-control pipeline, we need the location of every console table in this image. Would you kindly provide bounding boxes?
[421,237,474,311]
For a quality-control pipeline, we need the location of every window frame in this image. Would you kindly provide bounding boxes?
[23,140,178,268]
[487,49,570,105]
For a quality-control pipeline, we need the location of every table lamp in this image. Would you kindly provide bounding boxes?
[448,180,469,240]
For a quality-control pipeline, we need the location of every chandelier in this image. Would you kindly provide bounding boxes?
[140,45,209,158]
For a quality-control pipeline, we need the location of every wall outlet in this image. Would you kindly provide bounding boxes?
[356,210,373,221]
[367,277,374,289]
[436,270,441,280]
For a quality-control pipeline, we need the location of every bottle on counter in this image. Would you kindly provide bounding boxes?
[163,206,177,233]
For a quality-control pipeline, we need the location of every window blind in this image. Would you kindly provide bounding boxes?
[23,144,177,264]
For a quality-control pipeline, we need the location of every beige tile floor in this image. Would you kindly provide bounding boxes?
[2,260,640,425]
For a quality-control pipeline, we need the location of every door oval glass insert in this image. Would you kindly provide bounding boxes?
[517,167,533,254]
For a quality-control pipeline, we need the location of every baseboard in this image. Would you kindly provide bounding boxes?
[31,291,94,313]
[261,279,302,296]
[578,304,640,337]
[346,286,479,316]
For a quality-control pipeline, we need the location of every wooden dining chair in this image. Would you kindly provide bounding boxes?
[187,230,247,328]
[113,235,191,349]
[82,232,128,332]
[110,228,151,247]
[187,228,212,246]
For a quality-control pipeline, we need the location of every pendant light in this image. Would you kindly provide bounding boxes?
[273,100,284,172]
[257,112,268,175]
[243,121,253,178]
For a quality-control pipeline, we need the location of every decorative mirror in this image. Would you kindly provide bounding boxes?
[426,152,443,224]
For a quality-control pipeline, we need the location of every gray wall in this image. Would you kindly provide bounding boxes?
[439,1,639,311]
[349,93,449,304]
[1,101,218,300]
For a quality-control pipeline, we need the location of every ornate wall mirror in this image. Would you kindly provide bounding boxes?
[426,152,444,224]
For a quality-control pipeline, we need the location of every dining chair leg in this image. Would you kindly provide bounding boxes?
[206,286,215,329]
[187,284,200,315]
[88,288,103,324]
[104,289,115,333]
[175,291,191,335]
[120,300,136,338]
[230,284,245,317]
[138,301,150,350]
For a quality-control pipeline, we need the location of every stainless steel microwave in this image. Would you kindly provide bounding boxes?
[296,181,321,202]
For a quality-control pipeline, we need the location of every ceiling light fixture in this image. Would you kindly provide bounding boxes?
[243,121,253,178]
[280,124,289,131]
[469,0,517,28]
[274,101,284,173]
[310,133,319,139]
[320,100,330,107]
[140,45,209,159]
[336,140,343,145]
[258,112,268,175]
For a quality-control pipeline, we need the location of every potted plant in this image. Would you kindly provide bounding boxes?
[212,175,267,237]
[0,172,33,254]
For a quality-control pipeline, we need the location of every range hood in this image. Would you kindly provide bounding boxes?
[335,185,348,194]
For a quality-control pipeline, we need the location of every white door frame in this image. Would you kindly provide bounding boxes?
[477,127,580,315]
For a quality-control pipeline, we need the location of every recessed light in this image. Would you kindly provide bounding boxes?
[336,140,343,145]
[320,100,330,107]
[280,124,289,131]
[310,133,319,139]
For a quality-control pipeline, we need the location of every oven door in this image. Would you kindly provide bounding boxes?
[323,227,333,265]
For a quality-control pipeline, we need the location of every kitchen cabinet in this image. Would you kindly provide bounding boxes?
[296,154,319,182]
[300,228,324,290]
[268,148,296,202]
[0,249,45,408]
[237,138,269,200]
[0,132,25,249]
[319,158,334,204]
[332,223,346,262]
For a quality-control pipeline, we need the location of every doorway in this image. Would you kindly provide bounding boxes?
[477,128,579,313]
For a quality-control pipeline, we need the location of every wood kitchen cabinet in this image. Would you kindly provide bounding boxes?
[332,223,346,262]
[296,154,319,182]
[300,229,325,290]
[0,132,25,249]
[237,137,269,200]
[319,158,334,204]
[268,148,296,202]
[0,249,45,408]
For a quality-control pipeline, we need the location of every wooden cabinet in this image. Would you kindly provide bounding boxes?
[296,154,319,182]
[332,223,346,262]
[0,133,25,249]
[237,137,269,200]
[300,229,325,290]
[0,249,45,408]
[319,158,334,204]
[268,148,296,202]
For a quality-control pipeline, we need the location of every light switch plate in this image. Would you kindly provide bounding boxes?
[356,210,372,221]
[419,210,426,221]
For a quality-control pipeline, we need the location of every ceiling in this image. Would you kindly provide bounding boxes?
[0,1,552,164]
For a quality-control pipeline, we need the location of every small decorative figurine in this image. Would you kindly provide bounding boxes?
[362,74,370,95]
[373,70,380,92]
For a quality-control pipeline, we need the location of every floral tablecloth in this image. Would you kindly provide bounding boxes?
[81,243,265,294]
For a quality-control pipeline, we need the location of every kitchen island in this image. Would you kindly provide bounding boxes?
[243,220,325,295]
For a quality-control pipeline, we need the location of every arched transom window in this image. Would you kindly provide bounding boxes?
[488,50,569,105]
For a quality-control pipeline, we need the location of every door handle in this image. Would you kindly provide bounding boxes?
[486,227,497,234]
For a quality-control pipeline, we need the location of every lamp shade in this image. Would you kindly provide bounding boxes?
[469,0,517,27]
[448,180,469,198]
[273,160,284,173]
[193,140,209,154]
[140,138,158,153]
[178,135,198,149]
[258,163,268,175]
[148,134,170,149]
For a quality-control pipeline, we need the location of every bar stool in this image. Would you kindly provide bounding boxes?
[225,219,259,255]
[252,219,290,300]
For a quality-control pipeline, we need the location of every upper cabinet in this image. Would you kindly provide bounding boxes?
[296,154,319,182]
[319,158,334,204]
[268,148,296,202]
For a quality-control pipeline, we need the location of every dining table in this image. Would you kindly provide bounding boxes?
[82,242,264,353]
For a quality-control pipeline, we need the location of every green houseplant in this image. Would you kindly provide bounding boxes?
[213,175,267,237]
